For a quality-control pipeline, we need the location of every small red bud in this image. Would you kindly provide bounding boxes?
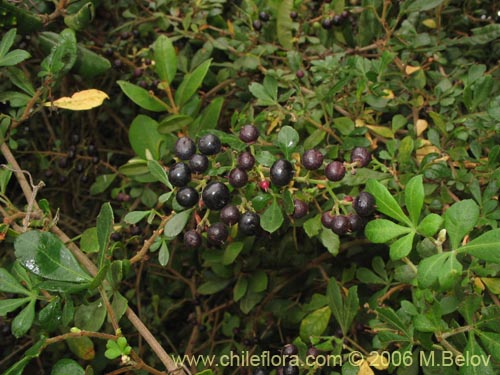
[259,180,270,192]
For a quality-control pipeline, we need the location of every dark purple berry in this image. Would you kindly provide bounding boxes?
[259,11,270,22]
[331,215,350,235]
[282,344,298,356]
[92,156,99,164]
[270,159,294,187]
[239,124,259,143]
[111,232,122,241]
[253,367,268,375]
[351,147,371,167]
[302,149,324,170]
[282,365,299,375]
[198,134,221,155]
[87,143,97,156]
[306,346,320,359]
[175,137,196,160]
[253,20,263,31]
[207,222,229,246]
[76,162,84,173]
[292,199,308,219]
[184,230,202,248]
[176,186,199,208]
[202,181,231,210]
[321,18,333,29]
[290,11,298,19]
[130,225,142,236]
[348,214,367,232]
[168,162,191,187]
[220,205,240,226]
[189,154,209,173]
[237,151,255,170]
[325,161,346,181]
[133,68,143,77]
[353,191,376,216]
[228,168,248,188]
[295,70,304,79]
[58,158,68,169]
[321,211,335,228]
[239,212,260,235]
[113,59,122,68]
[139,80,148,89]
[341,10,350,19]
[332,15,343,25]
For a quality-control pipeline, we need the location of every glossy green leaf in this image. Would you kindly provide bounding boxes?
[0,49,31,67]
[417,214,443,237]
[157,114,193,134]
[110,292,128,324]
[458,229,500,263]
[444,199,479,250]
[277,125,300,153]
[158,241,170,266]
[365,219,412,243]
[40,28,77,76]
[276,0,293,49]
[51,358,85,375]
[117,81,167,112]
[154,35,177,84]
[0,298,30,316]
[320,229,340,256]
[74,298,106,332]
[80,227,99,253]
[96,202,113,268]
[417,252,449,288]
[163,209,193,238]
[300,306,331,340]
[260,199,284,233]
[147,159,172,188]
[405,175,424,225]
[128,115,162,160]
[36,280,90,294]
[0,268,31,295]
[64,2,94,31]
[175,59,211,107]
[189,96,224,135]
[38,297,62,333]
[223,242,244,265]
[366,179,412,226]
[124,210,151,225]
[11,299,35,338]
[15,231,92,283]
[389,232,415,260]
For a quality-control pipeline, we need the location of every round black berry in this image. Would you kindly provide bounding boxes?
[253,20,263,31]
[325,161,346,181]
[253,367,269,375]
[198,134,221,155]
[282,365,299,375]
[322,18,333,29]
[175,137,196,160]
[202,181,231,210]
[87,143,97,156]
[331,215,350,235]
[220,205,240,226]
[306,346,320,359]
[302,149,324,170]
[353,191,376,216]
[184,230,202,249]
[351,147,371,167]
[239,212,260,235]
[237,151,255,170]
[229,168,248,188]
[270,159,294,187]
[207,222,229,246]
[348,214,367,232]
[239,124,259,143]
[189,154,209,173]
[290,11,298,19]
[259,11,270,22]
[296,70,304,79]
[168,162,191,187]
[292,199,308,219]
[332,15,343,25]
[282,344,298,356]
[321,211,335,228]
[176,186,199,208]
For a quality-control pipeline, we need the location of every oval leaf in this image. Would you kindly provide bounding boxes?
[366,179,412,226]
[365,219,412,243]
[163,209,193,238]
[458,229,500,263]
[389,232,415,260]
[153,35,177,84]
[174,59,211,107]
[300,306,331,340]
[444,199,480,250]
[117,80,167,112]
[43,89,108,111]
[260,199,284,233]
[51,359,85,375]
[405,175,424,225]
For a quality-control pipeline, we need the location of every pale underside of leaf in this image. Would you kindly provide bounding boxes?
[43,89,109,110]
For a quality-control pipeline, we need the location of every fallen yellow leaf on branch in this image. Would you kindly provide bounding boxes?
[43,89,109,111]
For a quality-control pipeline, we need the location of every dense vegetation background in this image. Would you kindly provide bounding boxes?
[1,0,500,374]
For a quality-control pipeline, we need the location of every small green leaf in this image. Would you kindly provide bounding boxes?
[105,339,122,359]
[38,297,62,333]
[233,277,248,302]
[0,28,16,58]
[0,298,30,316]
[90,173,116,195]
[260,199,284,233]
[365,219,412,243]
[74,298,106,332]
[366,179,412,226]
[277,126,300,154]
[438,252,462,290]
[461,333,494,375]
[417,214,443,237]
[154,35,177,84]
[67,336,95,360]
[223,242,244,265]
[239,290,264,314]
[249,82,276,106]
[0,49,31,67]
[326,279,359,336]
[300,306,331,341]
[417,252,449,288]
[475,330,500,362]
[124,210,151,225]
[15,231,92,283]
[11,299,35,338]
[51,358,85,375]
[198,278,231,295]
[276,0,293,49]
[189,96,224,135]
[164,209,193,238]
[158,241,170,266]
[129,115,162,160]
[320,229,340,255]
[444,199,480,250]
[118,81,167,112]
[175,59,211,107]
[157,114,193,134]
[0,268,31,295]
[147,160,172,188]
[405,175,424,225]
[404,0,444,12]
[96,202,113,268]
[80,227,99,254]
[458,229,500,263]
[389,232,415,260]
[304,215,322,238]
[249,270,268,293]
[110,292,128,324]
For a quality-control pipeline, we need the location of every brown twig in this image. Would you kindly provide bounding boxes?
[129,215,170,264]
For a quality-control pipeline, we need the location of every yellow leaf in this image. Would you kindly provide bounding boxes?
[382,89,394,99]
[422,18,437,29]
[416,119,428,137]
[44,89,109,111]
[416,145,441,165]
[481,278,500,294]
[405,65,421,75]
[356,360,375,375]
[365,125,394,139]
[367,353,389,370]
